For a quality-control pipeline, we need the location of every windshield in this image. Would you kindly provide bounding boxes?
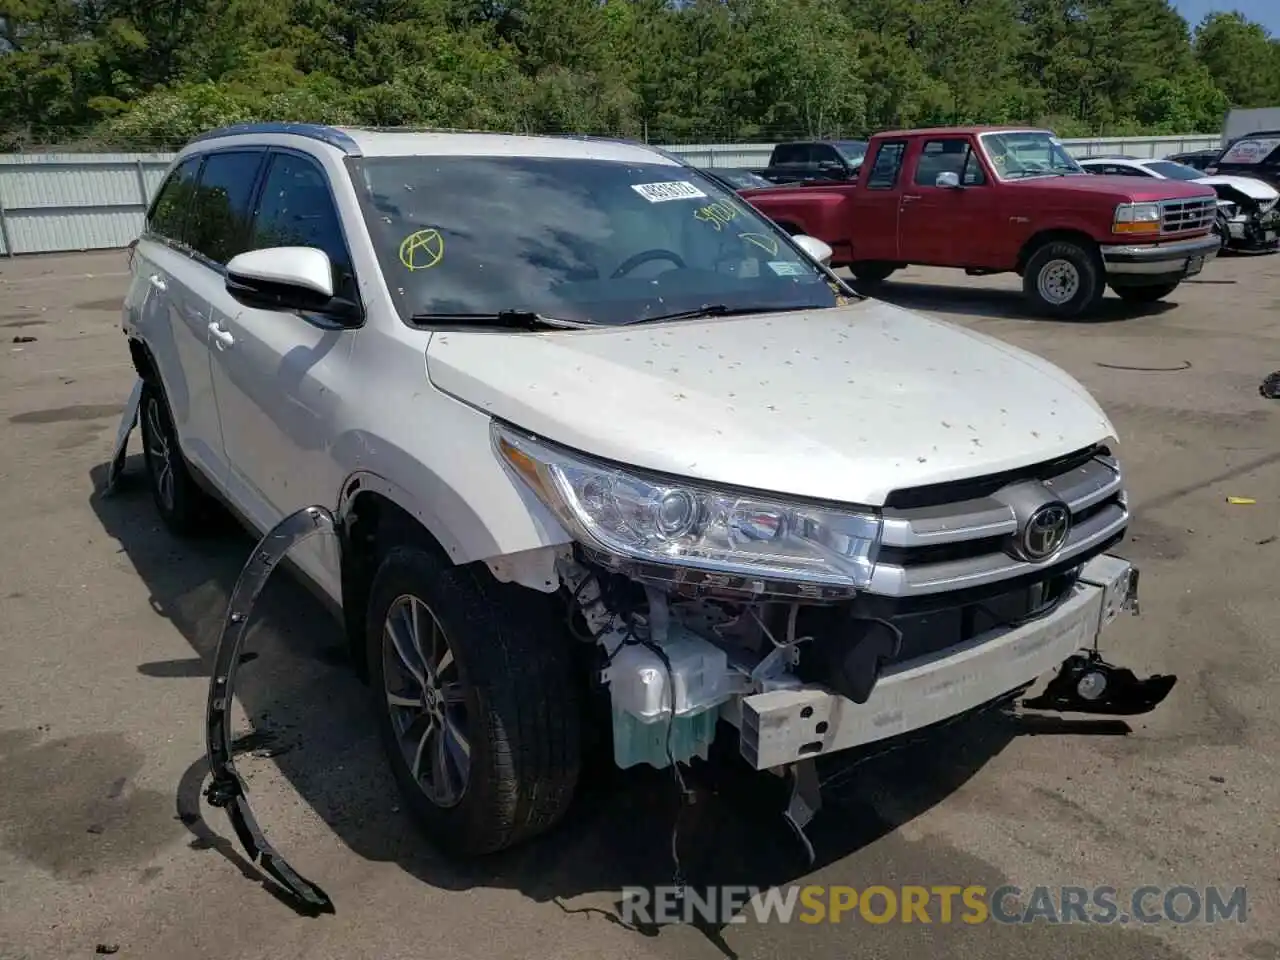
[979,131,1084,180]
[717,169,773,189]
[1145,161,1204,181]
[833,141,867,164]
[349,155,840,326]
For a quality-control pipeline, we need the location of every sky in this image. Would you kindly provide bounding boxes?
[1171,0,1280,34]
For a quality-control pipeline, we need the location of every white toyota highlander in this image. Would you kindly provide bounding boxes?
[118,123,1171,867]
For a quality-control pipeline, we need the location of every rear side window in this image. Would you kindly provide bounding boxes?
[772,144,808,165]
[1219,137,1280,166]
[865,141,907,189]
[187,150,266,266]
[249,153,356,300]
[147,156,201,242]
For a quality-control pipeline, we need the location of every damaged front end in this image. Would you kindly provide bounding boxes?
[496,425,1176,859]
[1212,187,1280,252]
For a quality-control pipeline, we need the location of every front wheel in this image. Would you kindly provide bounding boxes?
[1212,212,1230,252]
[1111,281,1180,303]
[366,545,581,858]
[849,261,897,284]
[1022,241,1105,319]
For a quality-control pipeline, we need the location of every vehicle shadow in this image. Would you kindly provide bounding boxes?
[88,456,1133,953]
[864,280,1180,323]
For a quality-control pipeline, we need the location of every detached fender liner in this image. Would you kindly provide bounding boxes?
[205,505,337,915]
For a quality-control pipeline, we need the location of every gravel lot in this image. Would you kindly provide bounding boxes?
[0,249,1277,960]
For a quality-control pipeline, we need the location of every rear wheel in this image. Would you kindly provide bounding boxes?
[849,261,897,284]
[138,380,217,536]
[366,545,581,857]
[1022,240,1105,319]
[1111,281,1180,303]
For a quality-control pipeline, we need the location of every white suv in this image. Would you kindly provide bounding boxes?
[121,123,1163,859]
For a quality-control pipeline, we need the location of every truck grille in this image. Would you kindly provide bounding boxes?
[1160,197,1215,234]
[869,446,1128,598]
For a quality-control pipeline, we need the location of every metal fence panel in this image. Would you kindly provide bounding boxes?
[0,153,175,255]
[0,136,1223,255]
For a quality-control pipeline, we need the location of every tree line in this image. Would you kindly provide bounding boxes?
[1,0,1278,151]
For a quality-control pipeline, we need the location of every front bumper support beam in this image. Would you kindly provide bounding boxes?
[204,505,337,915]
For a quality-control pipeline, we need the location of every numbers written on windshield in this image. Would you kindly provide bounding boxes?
[694,200,741,230]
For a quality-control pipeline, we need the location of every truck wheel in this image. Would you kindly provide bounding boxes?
[1112,281,1180,303]
[850,262,897,284]
[366,545,581,858]
[1023,241,1104,319]
[138,380,217,536]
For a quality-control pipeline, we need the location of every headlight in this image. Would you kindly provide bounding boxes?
[1113,202,1161,234]
[492,423,882,590]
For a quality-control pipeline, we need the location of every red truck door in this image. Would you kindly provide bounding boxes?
[853,138,910,261]
[896,135,994,267]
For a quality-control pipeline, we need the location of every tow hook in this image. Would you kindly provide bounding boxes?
[1021,650,1177,716]
[204,505,337,915]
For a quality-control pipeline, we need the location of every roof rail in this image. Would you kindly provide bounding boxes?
[187,123,363,156]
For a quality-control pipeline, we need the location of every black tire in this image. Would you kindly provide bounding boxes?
[850,261,897,283]
[1112,281,1180,303]
[138,379,216,536]
[366,545,581,858]
[1212,212,1230,252]
[1022,240,1105,319]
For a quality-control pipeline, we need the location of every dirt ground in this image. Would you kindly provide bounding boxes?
[0,249,1277,960]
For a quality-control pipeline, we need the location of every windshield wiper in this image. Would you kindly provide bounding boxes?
[408,310,593,330]
[627,303,817,325]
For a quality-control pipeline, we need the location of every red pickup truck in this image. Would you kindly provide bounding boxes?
[741,126,1222,319]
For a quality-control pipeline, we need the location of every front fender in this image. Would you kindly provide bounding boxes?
[331,399,573,580]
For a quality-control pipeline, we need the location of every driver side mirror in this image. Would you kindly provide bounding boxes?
[936,171,962,189]
[225,247,361,325]
[792,234,833,265]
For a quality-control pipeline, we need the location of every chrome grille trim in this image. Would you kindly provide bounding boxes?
[1160,197,1216,235]
[872,454,1127,598]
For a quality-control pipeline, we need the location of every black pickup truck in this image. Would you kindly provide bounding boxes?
[755,139,868,184]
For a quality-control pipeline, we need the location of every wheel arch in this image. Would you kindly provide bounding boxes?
[334,471,570,679]
[1016,228,1100,276]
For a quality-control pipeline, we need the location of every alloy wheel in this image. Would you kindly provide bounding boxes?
[144,395,176,513]
[382,595,472,808]
[1036,258,1080,305]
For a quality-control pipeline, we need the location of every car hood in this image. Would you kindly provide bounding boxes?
[1013,173,1216,202]
[425,300,1116,507]
[1195,174,1279,201]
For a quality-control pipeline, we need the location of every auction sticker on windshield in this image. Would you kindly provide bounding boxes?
[632,181,708,202]
[769,261,808,276]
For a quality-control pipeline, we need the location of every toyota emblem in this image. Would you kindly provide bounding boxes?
[1019,501,1071,561]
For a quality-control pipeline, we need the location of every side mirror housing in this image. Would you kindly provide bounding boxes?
[225,247,361,324]
[792,234,834,265]
[936,171,962,189]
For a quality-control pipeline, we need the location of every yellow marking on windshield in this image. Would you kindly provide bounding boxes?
[694,201,740,230]
[739,232,779,256]
[399,229,444,271]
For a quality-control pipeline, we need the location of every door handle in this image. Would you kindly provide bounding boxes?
[901,194,922,204]
[148,274,167,291]
[208,321,236,349]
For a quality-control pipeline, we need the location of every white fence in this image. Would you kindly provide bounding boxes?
[0,133,1222,257]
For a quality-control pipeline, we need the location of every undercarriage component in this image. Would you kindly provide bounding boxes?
[104,378,143,495]
[1021,650,1176,715]
[782,758,822,866]
[204,505,337,915]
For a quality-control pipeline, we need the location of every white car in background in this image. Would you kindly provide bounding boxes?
[1078,156,1279,252]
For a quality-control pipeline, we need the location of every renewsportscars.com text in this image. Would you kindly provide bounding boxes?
[620,884,1249,926]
